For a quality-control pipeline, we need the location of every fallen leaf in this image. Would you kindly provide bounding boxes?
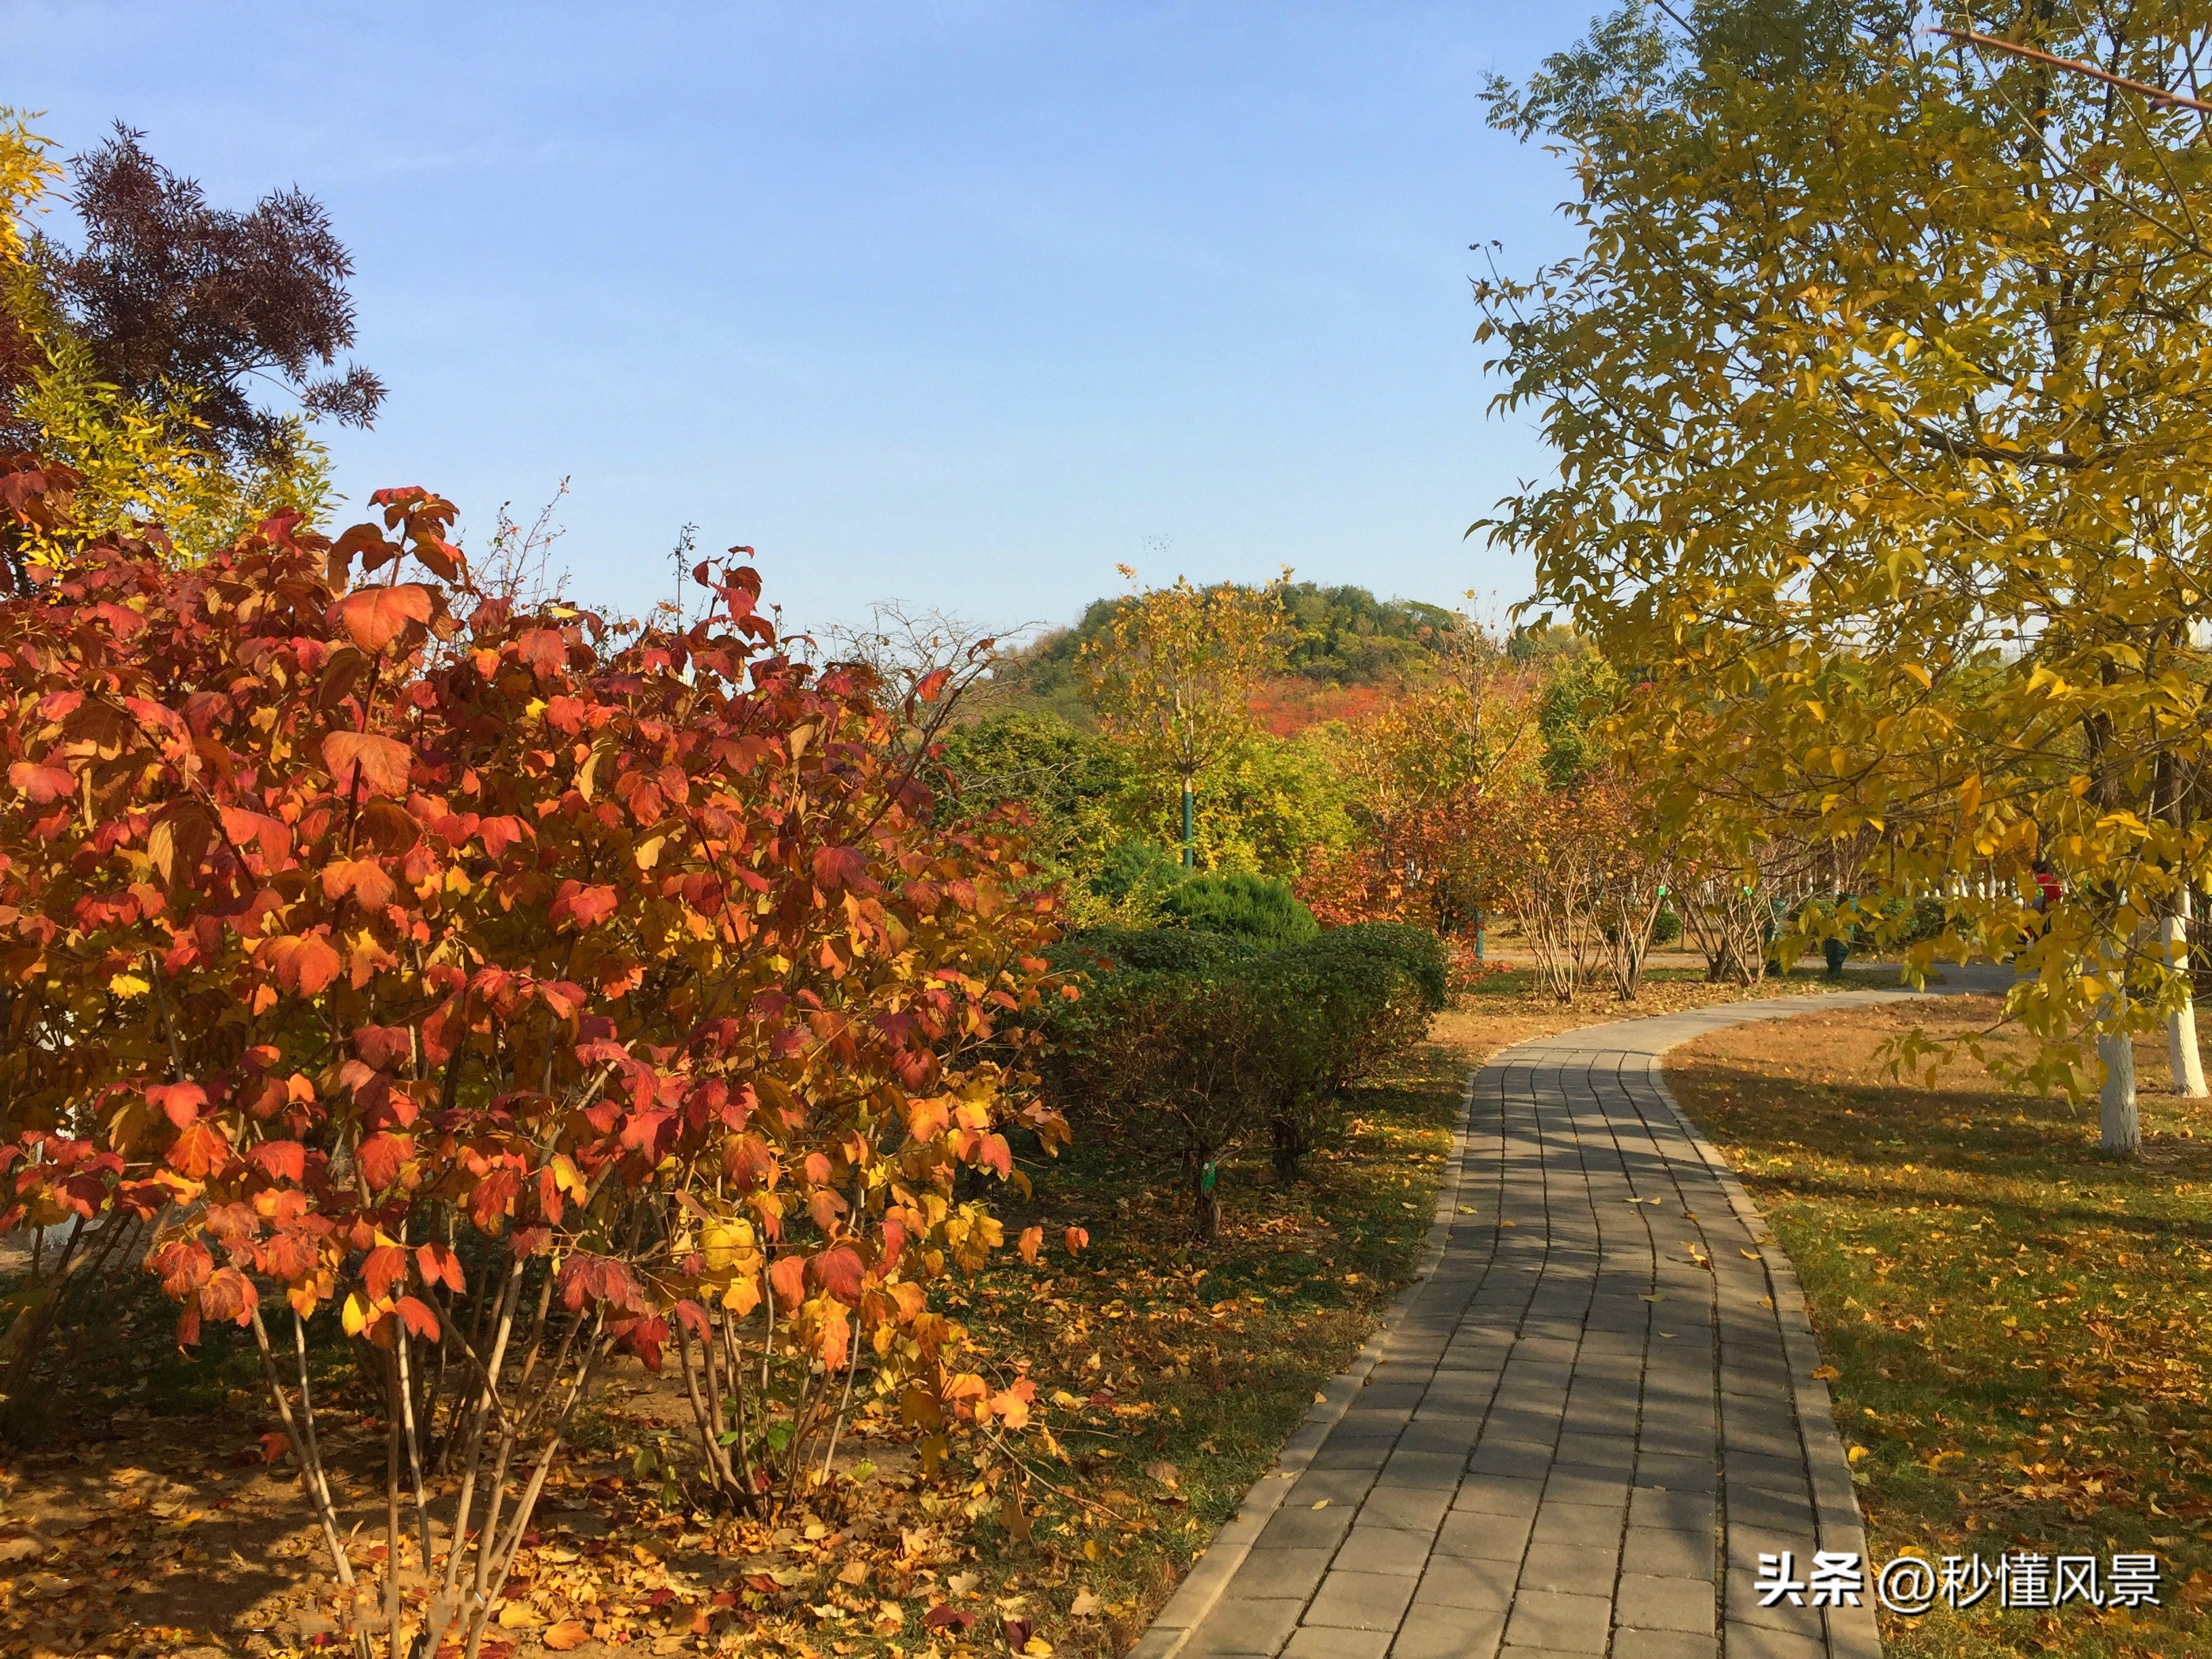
[1811,1365,1840,1381]
[1311,1499,1330,1510]
[948,1572,981,1597]
[544,1622,591,1652]
[497,1601,544,1629]
[1144,1460,1180,1489]
[1070,1591,1102,1618]
[1740,1248,1760,1259]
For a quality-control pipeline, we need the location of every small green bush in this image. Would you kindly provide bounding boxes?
[1302,921,1450,1012]
[1040,918,1446,1230]
[1046,926,1263,979]
[1652,907,1682,947]
[1158,870,1319,947]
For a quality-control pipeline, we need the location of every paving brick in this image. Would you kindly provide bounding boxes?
[1258,1503,1357,1551]
[1227,1546,1337,1601]
[1435,1510,1534,1561]
[1357,1483,1453,1534]
[1620,1526,1713,1580]
[1614,1573,1715,1633]
[1528,1500,1625,1547]
[1389,1606,1504,1659]
[1611,1629,1719,1659]
[1450,1475,1545,1517]
[1468,1439,1555,1478]
[1412,1552,1518,1610]
[1502,1589,1612,1655]
[1381,1449,1470,1490]
[1332,1525,1434,1578]
[1628,1487,1714,1533]
[1518,1539,1620,1596]
[1282,1629,1394,1659]
[1303,1570,1420,1631]
[1720,1621,1827,1659]
[1554,1433,1637,1473]
[1179,1599,1305,1658]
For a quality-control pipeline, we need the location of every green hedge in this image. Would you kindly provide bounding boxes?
[1042,919,1446,1237]
[1158,870,1319,947]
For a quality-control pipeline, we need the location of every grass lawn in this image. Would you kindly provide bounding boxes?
[1668,996,2212,1659]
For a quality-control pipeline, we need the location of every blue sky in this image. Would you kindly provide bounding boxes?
[12,2,1589,638]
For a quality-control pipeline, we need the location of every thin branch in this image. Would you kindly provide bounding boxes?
[1930,26,2212,115]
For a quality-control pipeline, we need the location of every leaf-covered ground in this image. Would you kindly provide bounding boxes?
[0,964,1885,1659]
[1669,996,2212,1659]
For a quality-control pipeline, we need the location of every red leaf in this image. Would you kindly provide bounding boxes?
[148,1081,207,1129]
[247,1140,306,1183]
[811,1245,864,1305]
[200,1266,260,1327]
[549,880,618,930]
[364,1244,408,1303]
[352,1025,413,1070]
[416,1241,466,1293]
[323,730,413,797]
[258,1430,293,1465]
[330,584,434,653]
[915,667,954,703]
[357,1132,413,1190]
[516,628,569,678]
[8,760,73,802]
[394,1295,441,1341]
[811,844,868,890]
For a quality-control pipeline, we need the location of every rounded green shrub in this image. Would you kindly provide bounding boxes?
[1158,869,1319,947]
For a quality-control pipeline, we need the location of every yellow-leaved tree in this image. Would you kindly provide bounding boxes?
[1078,569,1290,868]
[1480,3,2212,1152]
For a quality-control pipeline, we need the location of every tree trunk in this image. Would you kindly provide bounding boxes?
[2099,1029,2140,1156]
[2166,893,2209,1098]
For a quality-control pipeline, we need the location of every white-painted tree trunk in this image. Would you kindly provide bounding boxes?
[2100,1028,2141,1156]
[2166,892,2209,1098]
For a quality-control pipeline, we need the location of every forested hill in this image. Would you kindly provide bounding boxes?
[979,581,1460,733]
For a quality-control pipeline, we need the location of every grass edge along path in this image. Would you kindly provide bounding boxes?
[1666,996,2212,1659]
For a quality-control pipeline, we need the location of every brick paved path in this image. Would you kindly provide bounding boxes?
[1133,990,1940,1659]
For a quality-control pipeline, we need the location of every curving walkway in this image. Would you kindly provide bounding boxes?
[1130,987,1982,1659]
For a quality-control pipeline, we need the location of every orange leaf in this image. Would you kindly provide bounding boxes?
[1017,1226,1042,1265]
[323,857,397,909]
[544,1621,592,1652]
[323,731,413,798]
[331,583,433,653]
[167,1118,232,1179]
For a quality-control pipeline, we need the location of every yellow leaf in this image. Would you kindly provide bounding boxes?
[497,1600,543,1628]
[341,1292,371,1337]
[1812,1365,1840,1381]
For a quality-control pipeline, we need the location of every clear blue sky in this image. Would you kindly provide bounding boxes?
[12,2,1588,638]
